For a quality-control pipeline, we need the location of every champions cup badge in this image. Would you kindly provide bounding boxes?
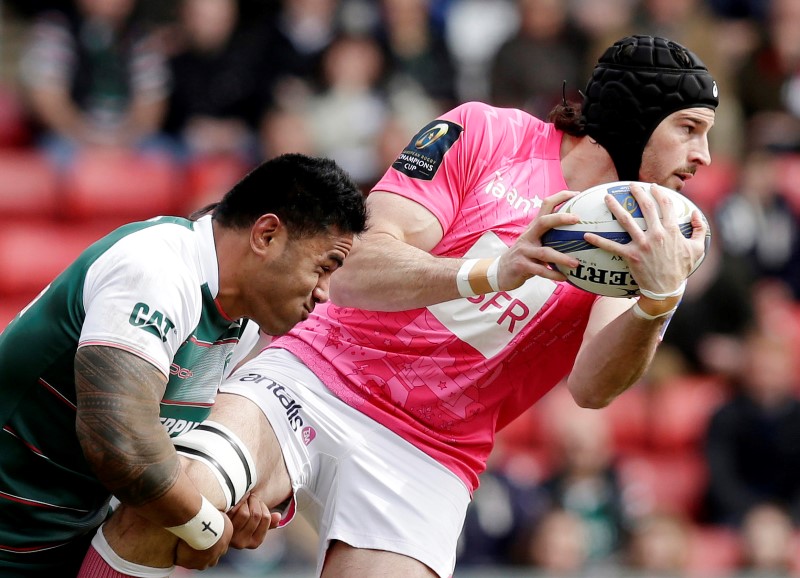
[415,123,450,149]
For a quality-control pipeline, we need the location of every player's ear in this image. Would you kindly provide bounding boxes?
[251,214,281,255]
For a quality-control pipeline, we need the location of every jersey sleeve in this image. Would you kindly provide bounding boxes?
[78,234,201,377]
[371,102,496,234]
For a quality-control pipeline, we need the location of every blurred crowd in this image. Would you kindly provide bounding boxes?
[2,0,800,576]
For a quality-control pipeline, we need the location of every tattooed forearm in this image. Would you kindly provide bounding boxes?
[75,345,179,507]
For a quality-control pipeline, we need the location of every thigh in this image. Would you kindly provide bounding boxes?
[322,540,439,578]
[195,392,293,510]
[219,349,469,577]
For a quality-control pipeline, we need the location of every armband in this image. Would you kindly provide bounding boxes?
[165,495,225,550]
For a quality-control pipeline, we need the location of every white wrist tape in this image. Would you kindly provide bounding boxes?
[631,301,678,320]
[456,257,500,297]
[638,280,687,301]
[457,259,480,297]
[486,257,501,292]
[174,420,257,511]
[165,495,225,551]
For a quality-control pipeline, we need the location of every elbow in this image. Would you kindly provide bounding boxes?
[567,379,615,410]
[572,392,613,410]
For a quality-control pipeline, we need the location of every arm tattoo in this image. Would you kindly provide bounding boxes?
[75,345,179,507]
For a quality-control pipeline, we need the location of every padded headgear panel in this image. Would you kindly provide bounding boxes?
[581,35,719,181]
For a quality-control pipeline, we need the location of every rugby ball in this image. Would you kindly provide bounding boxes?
[541,181,710,298]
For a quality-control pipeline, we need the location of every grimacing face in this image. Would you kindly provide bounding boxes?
[639,107,716,191]
[249,230,354,336]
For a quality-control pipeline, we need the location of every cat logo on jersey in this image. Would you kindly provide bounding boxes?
[393,120,463,181]
[129,302,175,342]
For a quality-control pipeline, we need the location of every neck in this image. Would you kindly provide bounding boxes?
[560,133,619,191]
[212,221,248,320]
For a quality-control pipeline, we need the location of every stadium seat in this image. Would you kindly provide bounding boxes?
[184,154,251,214]
[686,524,742,577]
[63,150,182,222]
[645,374,729,452]
[600,384,648,455]
[0,85,30,148]
[618,450,708,518]
[0,222,114,295]
[0,149,60,220]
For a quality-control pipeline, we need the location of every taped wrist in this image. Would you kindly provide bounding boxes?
[173,420,257,511]
[457,257,500,297]
[165,495,225,551]
[638,280,686,300]
[631,301,678,320]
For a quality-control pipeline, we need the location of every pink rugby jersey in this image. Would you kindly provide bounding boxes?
[274,102,597,492]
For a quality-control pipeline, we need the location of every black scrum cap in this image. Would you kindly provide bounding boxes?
[581,35,719,181]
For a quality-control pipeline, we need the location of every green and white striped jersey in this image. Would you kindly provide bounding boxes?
[0,214,258,568]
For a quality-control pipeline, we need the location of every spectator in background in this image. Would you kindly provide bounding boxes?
[714,115,800,300]
[703,330,800,527]
[161,0,268,164]
[377,0,458,110]
[307,33,390,188]
[659,231,755,376]
[707,0,771,22]
[534,404,630,565]
[625,511,692,577]
[734,0,800,122]
[569,0,636,66]
[488,0,589,118]
[259,104,317,160]
[18,0,171,168]
[257,0,341,106]
[522,507,590,576]
[456,459,543,568]
[739,503,797,577]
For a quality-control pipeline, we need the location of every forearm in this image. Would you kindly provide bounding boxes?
[331,189,580,311]
[29,88,87,140]
[75,346,201,527]
[123,96,167,141]
[567,297,678,408]
[98,467,214,570]
[331,232,465,311]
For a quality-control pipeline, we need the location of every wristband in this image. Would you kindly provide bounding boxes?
[631,301,678,320]
[639,280,686,301]
[456,257,500,297]
[165,496,225,551]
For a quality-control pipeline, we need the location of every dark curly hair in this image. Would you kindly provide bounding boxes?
[191,154,368,239]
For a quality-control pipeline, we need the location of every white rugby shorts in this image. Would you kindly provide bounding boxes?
[219,348,471,578]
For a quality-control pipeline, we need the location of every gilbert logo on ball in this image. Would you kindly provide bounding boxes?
[541,181,710,297]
